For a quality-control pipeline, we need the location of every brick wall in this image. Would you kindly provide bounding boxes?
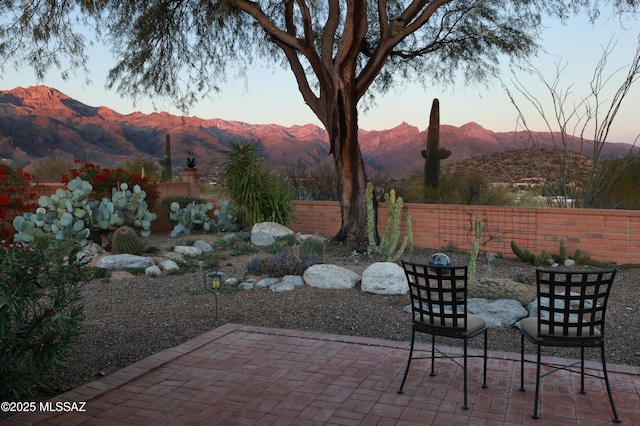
[15,183,640,264]
[287,201,640,265]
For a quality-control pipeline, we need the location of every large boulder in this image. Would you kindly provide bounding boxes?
[361,262,408,294]
[303,264,361,289]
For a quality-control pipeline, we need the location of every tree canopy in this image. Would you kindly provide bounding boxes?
[1,0,638,245]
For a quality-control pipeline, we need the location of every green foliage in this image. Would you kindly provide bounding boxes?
[213,200,239,232]
[0,237,88,400]
[468,219,482,281]
[366,182,413,262]
[14,178,157,244]
[245,250,321,277]
[116,158,162,182]
[511,239,583,266]
[0,165,37,241]
[63,162,160,210]
[169,201,214,237]
[222,143,294,227]
[29,157,75,183]
[159,134,173,181]
[161,196,205,221]
[300,236,324,259]
[592,156,640,209]
[111,226,141,254]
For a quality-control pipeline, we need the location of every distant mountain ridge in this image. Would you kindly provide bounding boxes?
[0,86,634,179]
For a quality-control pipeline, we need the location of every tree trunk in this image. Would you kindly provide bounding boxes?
[325,84,369,249]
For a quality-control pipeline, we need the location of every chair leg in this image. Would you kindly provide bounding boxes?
[482,329,488,389]
[462,339,469,410]
[579,346,586,394]
[519,333,526,392]
[532,345,541,419]
[600,345,621,423]
[397,328,416,394]
[430,334,436,377]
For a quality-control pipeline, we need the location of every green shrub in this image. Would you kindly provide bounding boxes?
[0,237,89,400]
[222,143,294,227]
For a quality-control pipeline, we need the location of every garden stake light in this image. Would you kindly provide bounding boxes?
[204,269,224,327]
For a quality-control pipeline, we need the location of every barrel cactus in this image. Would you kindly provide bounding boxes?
[111,226,141,255]
[300,236,324,259]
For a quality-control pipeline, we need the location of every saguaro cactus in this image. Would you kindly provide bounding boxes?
[421,99,451,190]
[160,133,172,181]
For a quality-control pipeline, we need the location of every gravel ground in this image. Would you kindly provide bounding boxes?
[43,233,640,398]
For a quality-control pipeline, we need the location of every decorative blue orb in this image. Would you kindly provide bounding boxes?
[428,252,451,274]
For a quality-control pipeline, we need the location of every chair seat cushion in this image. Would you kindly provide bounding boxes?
[414,312,486,334]
[520,317,601,339]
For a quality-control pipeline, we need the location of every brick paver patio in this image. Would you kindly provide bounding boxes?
[4,323,639,425]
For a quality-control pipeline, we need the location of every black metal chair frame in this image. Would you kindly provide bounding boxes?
[519,268,619,423]
[398,260,488,409]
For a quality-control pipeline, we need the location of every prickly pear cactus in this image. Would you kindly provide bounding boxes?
[467,278,535,307]
[300,236,324,259]
[169,201,214,237]
[111,226,141,255]
[13,177,93,244]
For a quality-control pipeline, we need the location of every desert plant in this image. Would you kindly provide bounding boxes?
[366,182,413,262]
[468,219,482,281]
[467,278,535,307]
[300,236,324,259]
[222,143,294,227]
[422,98,452,193]
[111,226,141,254]
[185,150,197,168]
[159,133,173,181]
[0,237,88,399]
[511,239,582,266]
[0,165,37,241]
[169,201,214,237]
[213,200,239,232]
[162,195,205,222]
[245,250,321,277]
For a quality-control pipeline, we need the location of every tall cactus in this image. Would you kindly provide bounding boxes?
[160,133,172,181]
[421,99,451,191]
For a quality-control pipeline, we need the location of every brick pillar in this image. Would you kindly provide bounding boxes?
[180,170,202,198]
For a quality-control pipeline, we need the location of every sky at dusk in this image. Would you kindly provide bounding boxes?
[2,12,639,144]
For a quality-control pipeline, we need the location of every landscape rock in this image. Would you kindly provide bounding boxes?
[270,281,296,292]
[164,252,184,262]
[282,275,305,287]
[193,240,213,253]
[174,245,202,257]
[250,232,276,246]
[238,282,254,290]
[77,242,105,263]
[361,262,408,294]
[145,265,162,277]
[97,254,155,270]
[256,277,280,288]
[159,259,180,271]
[468,298,528,329]
[251,222,294,238]
[303,264,361,289]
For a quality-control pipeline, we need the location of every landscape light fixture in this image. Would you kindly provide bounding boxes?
[204,269,224,327]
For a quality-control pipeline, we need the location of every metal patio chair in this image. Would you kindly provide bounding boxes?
[519,268,620,422]
[397,260,488,409]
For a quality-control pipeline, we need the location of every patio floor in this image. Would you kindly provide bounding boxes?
[3,323,640,425]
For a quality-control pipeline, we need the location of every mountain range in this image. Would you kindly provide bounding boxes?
[0,86,634,179]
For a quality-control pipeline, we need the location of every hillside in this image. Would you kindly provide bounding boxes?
[0,86,635,179]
